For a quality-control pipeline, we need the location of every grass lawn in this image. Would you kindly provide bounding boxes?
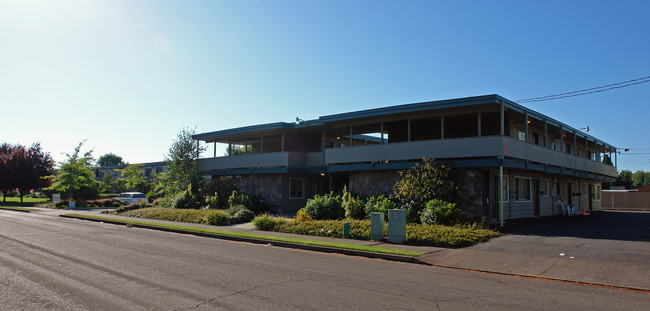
[0,196,49,207]
[65,214,424,257]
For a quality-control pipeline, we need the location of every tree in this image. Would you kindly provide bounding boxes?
[164,126,206,194]
[632,170,650,188]
[118,163,145,192]
[97,153,125,167]
[0,142,54,202]
[101,171,114,193]
[45,141,99,200]
[224,145,251,156]
[614,170,634,189]
[15,143,55,203]
[393,158,461,222]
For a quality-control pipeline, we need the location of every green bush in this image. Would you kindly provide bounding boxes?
[252,214,277,231]
[364,194,395,219]
[419,199,461,225]
[203,210,231,225]
[254,218,500,248]
[393,159,461,222]
[303,193,344,220]
[115,202,153,214]
[227,190,269,214]
[229,204,255,223]
[160,186,201,209]
[342,188,366,220]
[119,207,207,223]
[204,192,221,209]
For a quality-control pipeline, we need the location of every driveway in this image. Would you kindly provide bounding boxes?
[419,211,650,290]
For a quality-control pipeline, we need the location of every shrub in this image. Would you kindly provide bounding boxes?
[119,207,206,223]
[227,190,269,214]
[160,186,201,209]
[146,191,159,201]
[364,194,395,219]
[419,199,461,225]
[303,193,344,220]
[230,206,255,224]
[342,188,365,220]
[203,210,231,226]
[115,202,154,214]
[252,214,276,231]
[204,192,221,209]
[393,159,461,222]
[295,208,310,222]
[28,191,48,199]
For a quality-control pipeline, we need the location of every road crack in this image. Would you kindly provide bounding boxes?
[174,278,303,310]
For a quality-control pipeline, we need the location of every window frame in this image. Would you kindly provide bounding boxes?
[543,179,550,197]
[515,176,532,202]
[289,178,305,200]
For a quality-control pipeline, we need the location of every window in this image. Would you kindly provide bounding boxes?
[515,177,531,201]
[289,178,305,199]
[532,132,539,145]
[516,128,526,141]
[499,175,509,202]
[543,179,549,196]
[595,185,601,200]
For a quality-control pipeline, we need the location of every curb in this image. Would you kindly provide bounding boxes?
[59,214,425,265]
[0,207,33,213]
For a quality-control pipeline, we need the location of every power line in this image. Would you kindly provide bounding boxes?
[516,75,650,103]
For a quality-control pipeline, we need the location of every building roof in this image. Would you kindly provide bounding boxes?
[194,94,615,148]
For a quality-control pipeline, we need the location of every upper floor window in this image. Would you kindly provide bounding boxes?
[516,128,526,141]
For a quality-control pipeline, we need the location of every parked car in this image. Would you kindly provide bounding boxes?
[115,192,149,204]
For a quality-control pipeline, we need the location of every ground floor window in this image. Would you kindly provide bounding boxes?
[595,185,601,200]
[289,178,305,199]
[515,177,531,201]
[543,179,549,196]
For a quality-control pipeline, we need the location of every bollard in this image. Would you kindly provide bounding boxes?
[387,209,406,244]
[370,212,385,241]
[343,222,350,239]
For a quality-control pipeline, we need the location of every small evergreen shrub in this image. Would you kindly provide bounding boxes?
[295,208,310,222]
[231,208,255,224]
[204,192,221,209]
[252,214,276,231]
[342,188,366,220]
[419,199,461,225]
[227,190,269,214]
[364,194,395,219]
[115,202,154,214]
[303,193,344,220]
[203,210,231,225]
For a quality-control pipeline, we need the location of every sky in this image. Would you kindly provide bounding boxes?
[1,0,649,172]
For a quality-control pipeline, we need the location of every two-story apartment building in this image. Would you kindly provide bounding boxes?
[193,95,617,222]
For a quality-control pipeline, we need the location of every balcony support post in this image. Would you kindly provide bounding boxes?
[573,131,577,156]
[441,116,445,140]
[213,142,216,158]
[524,112,529,142]
[544,120,548,148]
[477,113,481,137]
[500,100,505,136]
[281,134,284,152]
[350,126,353,147]
[408,119,411,141]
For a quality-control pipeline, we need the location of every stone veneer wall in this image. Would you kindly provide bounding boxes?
[232,174,283,207]
[456,168,483,219]
[349,170,401,197]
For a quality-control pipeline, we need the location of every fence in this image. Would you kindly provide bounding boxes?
[602,191,650,211]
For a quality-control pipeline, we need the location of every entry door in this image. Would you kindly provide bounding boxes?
[533,180,540,216]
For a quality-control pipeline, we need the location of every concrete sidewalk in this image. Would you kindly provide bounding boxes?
[14,207,650,292]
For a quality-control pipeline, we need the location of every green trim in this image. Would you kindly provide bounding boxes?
[65,214,423,257]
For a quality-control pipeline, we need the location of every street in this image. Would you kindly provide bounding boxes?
[1,210,648,310]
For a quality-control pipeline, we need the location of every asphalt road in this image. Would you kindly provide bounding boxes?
[1,211,649,310]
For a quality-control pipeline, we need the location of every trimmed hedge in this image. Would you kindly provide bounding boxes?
[252,217,500,248]
[117,207,255,225]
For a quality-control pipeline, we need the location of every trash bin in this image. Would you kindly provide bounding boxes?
[370,212,385,241]
[388,209,406,244]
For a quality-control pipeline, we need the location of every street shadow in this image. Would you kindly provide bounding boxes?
[501,211,650,242]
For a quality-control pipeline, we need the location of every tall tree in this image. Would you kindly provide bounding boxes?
[45,141,99,200]
[97,153,125,167]
[0,142,54,202]
[165,126,205,194]
[118,163,145,192]
[632,170,650,188]
[615,170,634,189]
[14,143,54,203]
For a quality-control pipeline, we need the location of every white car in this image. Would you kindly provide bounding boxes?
[115,192,149,204]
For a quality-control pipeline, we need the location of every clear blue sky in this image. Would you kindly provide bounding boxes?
[1,0,649,172]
